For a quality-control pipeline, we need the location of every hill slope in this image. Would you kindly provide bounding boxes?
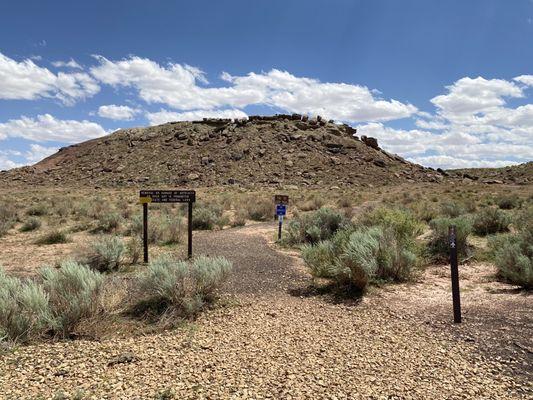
[1,115,451,188]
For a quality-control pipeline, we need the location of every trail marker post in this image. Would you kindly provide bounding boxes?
[274,195,289,241]
[139,190,196,262]
[449,225,462,323]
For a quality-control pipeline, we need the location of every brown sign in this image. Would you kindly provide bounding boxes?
[140,190,196,204]
[274,194,289,205]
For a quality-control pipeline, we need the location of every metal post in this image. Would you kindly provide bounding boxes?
[143,202,148,263]
[188,202,193,259]
[278,215,283,241]
[449,225,461,323]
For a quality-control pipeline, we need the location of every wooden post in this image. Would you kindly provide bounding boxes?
[143,202,148,263]
[449,225,461,323]
[278,215,283,241]
[188,202,193,259]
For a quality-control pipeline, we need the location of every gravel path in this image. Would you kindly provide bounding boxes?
[0,223,530,399]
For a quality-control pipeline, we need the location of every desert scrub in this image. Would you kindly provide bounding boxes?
[243,196,273,221]
[94,211,122,233]
[472,207,511,236]
[0,203,17,237]
[359,207,423,245]
[0,262,103,342]
[192,203,224,230]
[488,208,532,289]
[136,255,232,317]
[284,207,347,245]
[19,217,42,232]
[439,201,466,218]
[79,235,125,272]
[0,268,52,343]
[41,261,104,337]
[298,194,325,211]
[35,230,69,245]
[26,202,49,216]
[427,217,471,261]
[303,225,419,292]
[497,194,521,210]
[231,209,247,227]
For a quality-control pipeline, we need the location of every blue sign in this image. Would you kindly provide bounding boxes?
[276,204,287,216]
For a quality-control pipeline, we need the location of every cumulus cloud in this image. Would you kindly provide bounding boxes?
[0,52,99,104]
[146,109,248,125]
[90,56,417,122]
[98,104,140,120]
[514,75,533,87]
[24,144,59,163]
[0,114,107,143]
[0,155,21,170]
[51,59,82,69]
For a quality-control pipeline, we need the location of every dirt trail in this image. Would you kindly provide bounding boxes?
[0,223,531,399]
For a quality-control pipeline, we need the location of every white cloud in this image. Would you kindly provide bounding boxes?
[90,56,417,122]
[146,109,248,125]
[408,155,520,169]
[0,114,107,143]
[0,52,99,104]
[51,59,82,69]
[430,76,523,124]
[0,156,21,170]
[98,104,140,120]
[24,144,58,163]
[514,75,533,87]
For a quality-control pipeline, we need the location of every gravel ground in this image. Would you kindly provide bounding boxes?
[0,223,531,399]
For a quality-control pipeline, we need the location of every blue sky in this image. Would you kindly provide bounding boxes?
[0,0,532,170]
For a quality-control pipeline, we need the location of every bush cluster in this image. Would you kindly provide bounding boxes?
[192,203,226,230]
[427,217,471,261]
[136,255,232,316]
[244,197,273,221]
[35,230,69,245]
[284,207,347,245]
[302,208,421,292]
[471,207,511,236]
[20,217,41,232]
[0,203,17,237]
[488,207,532,289]
[0,262,102,343]
[79,235,125,272]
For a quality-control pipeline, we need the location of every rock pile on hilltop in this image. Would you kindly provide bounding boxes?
[1,114,450,188]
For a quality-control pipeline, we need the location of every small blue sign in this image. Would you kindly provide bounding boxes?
[276,204,287,216]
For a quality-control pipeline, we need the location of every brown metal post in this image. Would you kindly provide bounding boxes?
[143,202,148,263]
[449,225,461,323]
[188,202,193,259]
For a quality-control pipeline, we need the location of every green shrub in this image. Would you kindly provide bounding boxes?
[244,197,273,221]
[427,217,471,261]
[35,230,69,245]
[231,210,247,227]
[161,214,183,244]
[488,221,532,289]
[41,261,103,337]
[285,207,347,245]
[95,212,122,233]
[80,236,125,272]
[497,195,521,210]
[439,201,466,218]
[192,203,223,230]
[127,214,165,243]
[0,203,17,237]
[303,225,419,292]
[302,241,337,278]
[360,207,423,245]
[0,268,52,343]
[137,255,232,316]
[298,195,325,211]
[27,203,49,216]
[472,207,511,236]
[127,235,142,264]
[20,217,41,232]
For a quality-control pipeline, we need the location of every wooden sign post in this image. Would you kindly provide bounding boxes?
[139,190,196,262]
[274,194,289,241]
[448,225,462,323]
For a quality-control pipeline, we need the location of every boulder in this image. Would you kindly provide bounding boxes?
[361,136,379,149]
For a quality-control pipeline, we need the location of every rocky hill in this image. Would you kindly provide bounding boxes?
[1,114,454,188]
[450,162,532,185]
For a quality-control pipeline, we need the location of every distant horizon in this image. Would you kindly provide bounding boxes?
[0,0,532,170]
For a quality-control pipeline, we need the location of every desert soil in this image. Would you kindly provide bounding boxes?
[0,223,531,399]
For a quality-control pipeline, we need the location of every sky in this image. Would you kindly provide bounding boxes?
[0,0,532,170]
